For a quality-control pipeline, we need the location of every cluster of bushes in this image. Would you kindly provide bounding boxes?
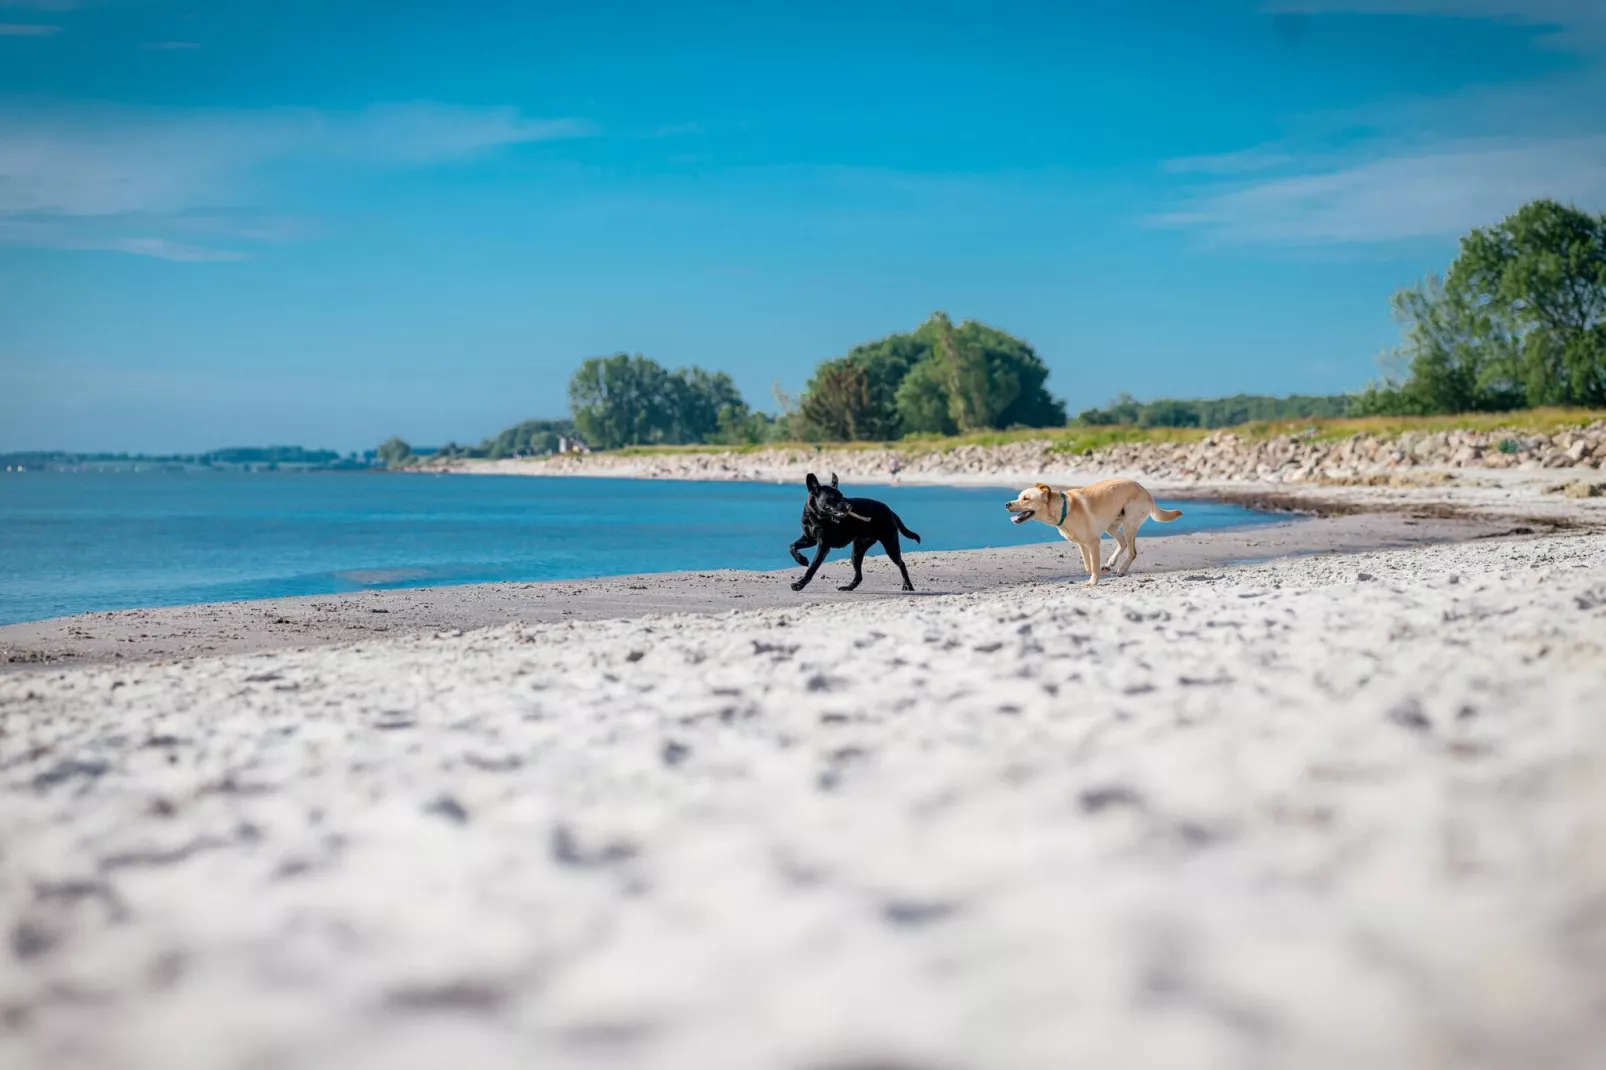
[476,419,576,459]
[798,313,1066,441]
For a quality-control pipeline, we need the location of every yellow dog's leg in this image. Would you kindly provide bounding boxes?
[1077,540,1099,586]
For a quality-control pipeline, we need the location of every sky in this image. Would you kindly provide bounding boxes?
[3,0,1605,453]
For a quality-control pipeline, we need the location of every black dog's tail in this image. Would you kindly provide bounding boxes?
[894,511,921,544]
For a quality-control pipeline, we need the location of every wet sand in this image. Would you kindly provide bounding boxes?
[0,511,1519,671]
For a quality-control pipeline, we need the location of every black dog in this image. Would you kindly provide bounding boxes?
[789,472,921,592]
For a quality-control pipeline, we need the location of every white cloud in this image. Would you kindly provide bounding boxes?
[0,102,593,259]
[330,103,592,166]
[1155,2,1606,245]
[0,215,252,260]
[1262,0,1600,19]
[1151,136,1606,244]
[1162,150,1300,175]
[103,238,249,262]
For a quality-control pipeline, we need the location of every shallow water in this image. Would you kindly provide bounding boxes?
[0,470,1283,624]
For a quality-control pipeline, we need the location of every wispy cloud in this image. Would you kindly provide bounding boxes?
[1151,136,1606,244]
[1153,1,1606,244]
[1261,0,1606,49]
[102,238,249,262]
[1264,0,1601,16]
[0,102,594,260]
[0,210,310,261]
[0,22,59,34]
[1162,150,1300,176]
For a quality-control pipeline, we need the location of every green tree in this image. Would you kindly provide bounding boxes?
[800,360,877,441]
[1450,199,1606,407]
[710,406,775,445]
[377,437,412,467]
[904,313,1066,433]
[667,367,748,443]
[1362,200,1606,414]
[925,311,994,432]
[568,354,759,448]
[1077,393,1354,427]
[1138,399,1202,429]
[981,324,1067,428]
[840,334,925,438]
[766,381,814,442]
[894,359,958,436]
[1353,274,1523,416]
[800,314,1065,440]
[1077,393,1143,426]
[479,419,575,458]
[569,354,673,449]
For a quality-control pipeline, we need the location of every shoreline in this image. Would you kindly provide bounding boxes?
[432,446,1606,529]
[1,509,1531,671]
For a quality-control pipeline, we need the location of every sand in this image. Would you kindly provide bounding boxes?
[4,530,1606,1070]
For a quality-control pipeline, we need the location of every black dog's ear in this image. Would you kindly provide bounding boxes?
[830,472,839,487]
[805,472,820,493]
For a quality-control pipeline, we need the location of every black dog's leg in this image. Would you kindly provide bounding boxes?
[789,533,817,567]
[883,531,915,591]
[791,540,831,591]
[839,539,872,591]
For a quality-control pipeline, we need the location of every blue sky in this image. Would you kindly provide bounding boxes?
[3,0,1605,452]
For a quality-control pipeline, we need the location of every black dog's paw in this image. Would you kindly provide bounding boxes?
[837,583,860,592]
[901,583,915,592]
[790,553,809,567]
[790,580,807,592]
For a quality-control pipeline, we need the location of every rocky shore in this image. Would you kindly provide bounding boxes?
[445,420,1606,491]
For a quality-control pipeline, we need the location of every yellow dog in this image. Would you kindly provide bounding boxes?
[1005,478,1182,586]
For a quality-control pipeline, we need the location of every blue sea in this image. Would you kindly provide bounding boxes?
[0,471,1283,625]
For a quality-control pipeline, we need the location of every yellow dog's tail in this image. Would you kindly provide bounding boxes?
[1149,503,1183,522]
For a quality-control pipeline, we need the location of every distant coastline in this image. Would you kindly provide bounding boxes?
[1,446,382,474]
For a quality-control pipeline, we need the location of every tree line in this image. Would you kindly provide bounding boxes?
[375,197,1604,462]
[559,312,1068,451]
[3,446,353,468]
[1075,392,1354,428]
[377,419,575,468]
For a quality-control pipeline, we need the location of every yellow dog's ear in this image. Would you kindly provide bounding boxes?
[1034,482,1053,496]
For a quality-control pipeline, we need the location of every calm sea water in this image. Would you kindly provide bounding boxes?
[0,471,1283,625]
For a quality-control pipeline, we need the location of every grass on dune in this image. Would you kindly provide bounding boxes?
[555,408,1606,460]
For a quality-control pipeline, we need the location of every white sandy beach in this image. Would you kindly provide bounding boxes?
[5,531,1606,1070]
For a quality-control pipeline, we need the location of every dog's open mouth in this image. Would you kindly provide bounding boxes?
[1010,509,1033,525]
